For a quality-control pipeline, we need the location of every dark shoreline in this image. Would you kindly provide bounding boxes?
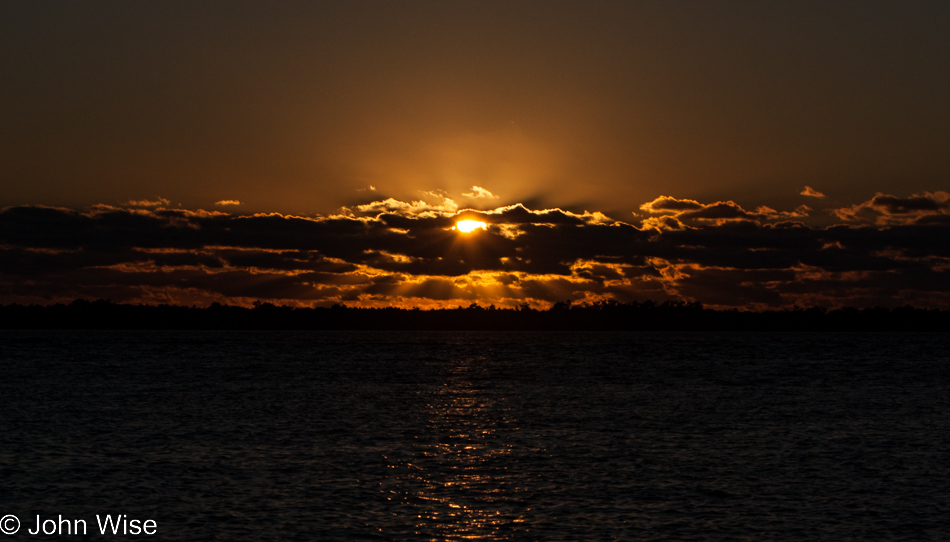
[2,299,948,331]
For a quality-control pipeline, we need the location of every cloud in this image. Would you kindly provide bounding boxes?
[215,200,243,206]
[125,198,170,207]
[640,196,704,214]
[680,201,753,221]
[832,191,950,225]
[800,186,826,198]
[2,191,949,309]
[355,194,459,217]
[462,186,500,199]
[639,196,809,227]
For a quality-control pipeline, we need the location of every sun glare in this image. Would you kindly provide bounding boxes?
[455,219,487,233]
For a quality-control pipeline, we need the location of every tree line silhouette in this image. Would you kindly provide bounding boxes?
[1,299,948,331]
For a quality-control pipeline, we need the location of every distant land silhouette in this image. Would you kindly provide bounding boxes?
[1,299,948,331]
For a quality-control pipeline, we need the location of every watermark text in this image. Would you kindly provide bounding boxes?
[0,515,157,536]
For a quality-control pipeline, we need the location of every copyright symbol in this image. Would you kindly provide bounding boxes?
[0,515,19,535]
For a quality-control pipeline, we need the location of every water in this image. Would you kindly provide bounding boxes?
[1,331,948,540]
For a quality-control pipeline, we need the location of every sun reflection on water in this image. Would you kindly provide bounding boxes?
[380,354,530,539]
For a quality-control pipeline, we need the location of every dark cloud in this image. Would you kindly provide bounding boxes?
[2,193,949,308]
[680,202,753,221]
[832,191,950,224]
[639,196,809,227]
[872,193,949,213]
[640,196,705,213]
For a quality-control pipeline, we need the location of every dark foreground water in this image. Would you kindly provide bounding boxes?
[1,331,948,541]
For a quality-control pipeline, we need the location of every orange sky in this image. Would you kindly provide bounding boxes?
[2,2,948,216]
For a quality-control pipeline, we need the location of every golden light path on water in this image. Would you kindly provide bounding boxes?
[381,354,530,539]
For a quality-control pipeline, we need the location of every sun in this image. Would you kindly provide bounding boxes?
[455,219,487,233]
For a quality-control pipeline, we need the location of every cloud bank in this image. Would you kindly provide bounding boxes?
[2,191,949,309]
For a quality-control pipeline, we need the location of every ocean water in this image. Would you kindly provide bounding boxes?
[1,331,948,540]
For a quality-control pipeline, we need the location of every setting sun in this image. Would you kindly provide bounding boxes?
[455,219,487,233]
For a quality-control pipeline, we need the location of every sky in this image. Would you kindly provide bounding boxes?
[1,1,949,309]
